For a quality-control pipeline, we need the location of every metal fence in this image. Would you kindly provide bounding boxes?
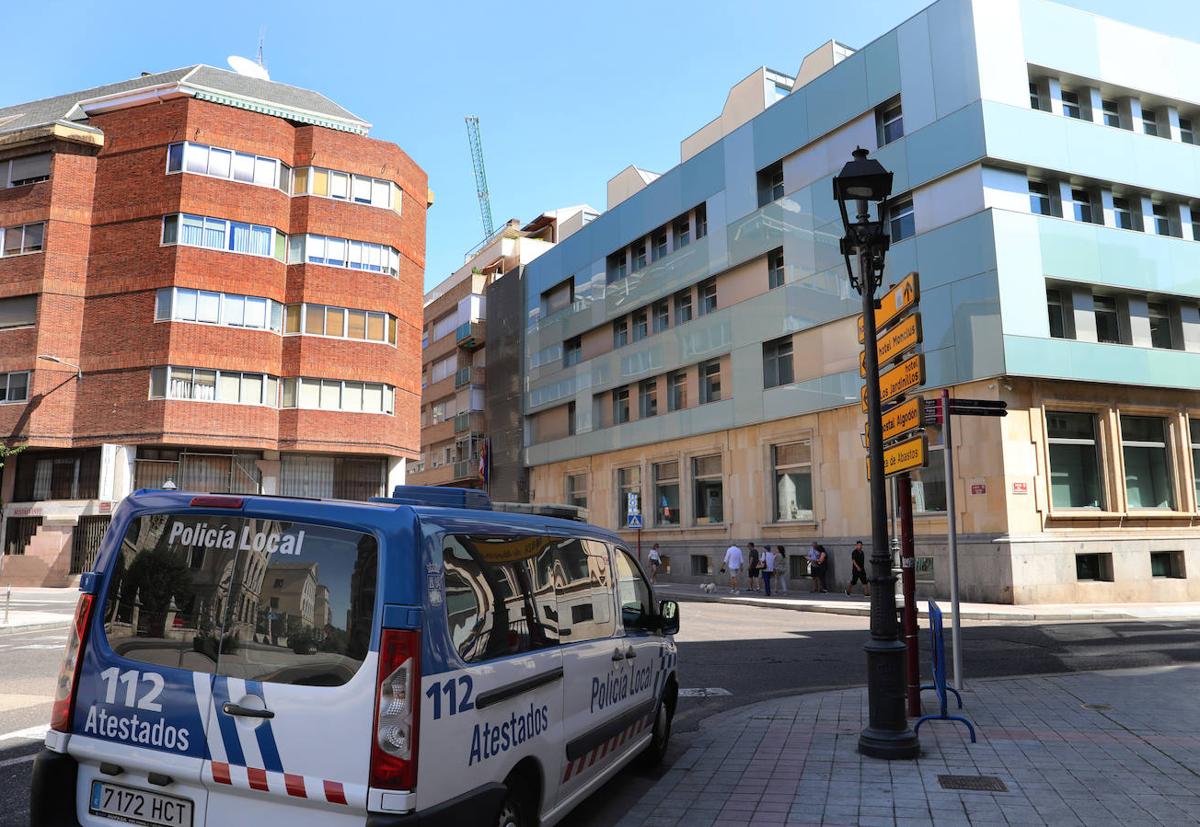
[71,515,111,574]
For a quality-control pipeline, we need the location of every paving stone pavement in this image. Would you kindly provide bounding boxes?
[612,665,1200,826]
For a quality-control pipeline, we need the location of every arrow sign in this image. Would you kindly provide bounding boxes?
[864,397,925,447]
[860,313,923,377]
[857,272,920,343]
[860,353,925,411]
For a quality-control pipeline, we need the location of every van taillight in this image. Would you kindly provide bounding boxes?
[51,593,95,733]
[370,629,420,791]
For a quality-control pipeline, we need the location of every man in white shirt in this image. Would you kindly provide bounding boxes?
[723,544,744,594]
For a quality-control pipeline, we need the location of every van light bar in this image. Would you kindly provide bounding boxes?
[189,495,245,508]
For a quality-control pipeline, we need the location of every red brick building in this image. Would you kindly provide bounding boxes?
[0,66,427,585]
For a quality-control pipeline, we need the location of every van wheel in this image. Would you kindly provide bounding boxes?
[497,771,536,827]
[640,697,674,767]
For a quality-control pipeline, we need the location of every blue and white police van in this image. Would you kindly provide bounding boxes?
[31,487,680,826]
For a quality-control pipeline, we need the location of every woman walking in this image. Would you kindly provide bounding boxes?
[775,545,789,595]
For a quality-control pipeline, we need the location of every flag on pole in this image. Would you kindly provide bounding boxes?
[478,439,489,484]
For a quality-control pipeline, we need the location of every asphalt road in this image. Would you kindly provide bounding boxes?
[4,598,1200,826]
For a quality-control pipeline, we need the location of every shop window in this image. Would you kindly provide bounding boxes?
[1121,415,1175,509]
[692,455,724,524]
[617,466,641,527]
[772,441,813,522]
[653,461,680,527]
[1047,411,1104,509]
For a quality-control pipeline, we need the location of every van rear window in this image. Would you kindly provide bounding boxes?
[102,514,377,687]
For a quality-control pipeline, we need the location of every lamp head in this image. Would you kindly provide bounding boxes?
[833,147,893,203]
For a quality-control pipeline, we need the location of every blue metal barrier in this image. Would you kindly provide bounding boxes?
[915,601,976,742]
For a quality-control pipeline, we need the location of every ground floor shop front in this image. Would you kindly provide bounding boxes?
[528,377,1200,603]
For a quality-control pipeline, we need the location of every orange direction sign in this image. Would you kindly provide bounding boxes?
[866,433,929,479]
[860,353,925,411]
[859,313,923,377]
[863,397,925,448]
[857,272,920,343]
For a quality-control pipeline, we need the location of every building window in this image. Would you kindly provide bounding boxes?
[1112,197,1136,230]
[565,473,588,510]
[1028,180,1052,216]
[167,141,290,193]
[1151,551,1185,579]
[1148,303,1175,350]
[1102,99,1120,128]
[291,165,398,211]
[606,250,628,283]
[158,288,284,333]
[1060,90,1082,119]
[762,336,794,388]
[613,386,630,424]
[1029,82,1042,111]
[767,247,785,289]
[150,366,278,407]
[674,290,693,325]
[1181,118,1195,145]
[1070,188,1094,224]
[695,203,707,239]
[632,310,648,342]
[1047,411,1104,509]
[1047,289,1067,338]
[288,233,400,276]
[1093,295,1122,344]
[700,360,721,404]
[0,295,37,330]
[567,401,576,435]
[672,215,690,251]
[631,240,648,272]
[652,229,668,261]
[279,377,395,414]
[773,441,813,522]
[1152,203,1174,236]
[1191,418,1200,508]
[3,152,51,188]
[691,555,710,576]
[13,448,101,501]
[163,214,286,262]
[0,371,30,403]
[878,97,904,143]
[911,437,946,514]
[541,277,575,316]
[1142,108,1159,137]
[667,370,687,412]
[697,279,717,315]
[653,461,680,526]
[888,197,915,241]
[563,336,582,367]
[1,222,45,257]
[617,466,641,527]
[1076,553,1113,582]
[613,318,629,349]
[1122,415,1175,509]
[652,300,669,333]
[639,379,657,418]
[282,303,393,344]
[757,161,784,207]
[692,455,724,524]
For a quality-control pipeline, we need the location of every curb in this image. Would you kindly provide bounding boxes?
[653,587,1180,622]
[0,620,71,636]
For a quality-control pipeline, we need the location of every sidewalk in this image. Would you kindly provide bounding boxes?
[0,587,76,634]
[620,664,1200,826]
[655,582,1200,622]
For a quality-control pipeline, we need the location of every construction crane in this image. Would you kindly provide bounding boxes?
[465,116,495,239]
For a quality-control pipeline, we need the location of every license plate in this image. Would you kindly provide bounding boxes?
[89,780,193,827]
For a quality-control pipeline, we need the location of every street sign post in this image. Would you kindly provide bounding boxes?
[627,492,642,562]
[867,433,928,479]
[861,353,924,411]
[857,272,920,343]
[863,397,925,448]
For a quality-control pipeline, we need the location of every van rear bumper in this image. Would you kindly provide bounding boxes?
[367,782,506,826]
[30,748,82,827]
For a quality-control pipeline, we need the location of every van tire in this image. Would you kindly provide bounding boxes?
[497,767,538,827]
[639,686,676,767]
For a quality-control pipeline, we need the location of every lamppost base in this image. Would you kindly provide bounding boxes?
[858,725,921,760]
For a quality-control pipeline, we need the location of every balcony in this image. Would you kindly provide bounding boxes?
[452,410,485,436]
[453,460,475,480]
[456,321,485,350]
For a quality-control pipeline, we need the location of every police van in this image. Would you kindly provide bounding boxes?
[31,487,680,826]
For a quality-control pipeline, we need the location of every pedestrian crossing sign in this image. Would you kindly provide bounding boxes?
[627,513,643,529]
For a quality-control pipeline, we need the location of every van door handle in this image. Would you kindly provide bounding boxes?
[612,648,626,661]
[222,703,274,719]
[624,646,636,659]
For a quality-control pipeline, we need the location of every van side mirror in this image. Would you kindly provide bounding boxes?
[658,600,680,636]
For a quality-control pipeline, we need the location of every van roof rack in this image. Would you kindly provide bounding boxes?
[491,501,588,522]
[371,487,588,521]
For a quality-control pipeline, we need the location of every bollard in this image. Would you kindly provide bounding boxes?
[4,585,10,625]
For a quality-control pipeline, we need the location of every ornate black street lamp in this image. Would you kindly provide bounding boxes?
[833,147,920,760]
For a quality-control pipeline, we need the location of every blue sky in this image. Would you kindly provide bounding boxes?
[0,0,1195,291]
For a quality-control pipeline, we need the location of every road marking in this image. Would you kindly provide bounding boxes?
[678,688,732,698]
[0,752,38,768]
[5,644,64,651]
[0,724,49,742]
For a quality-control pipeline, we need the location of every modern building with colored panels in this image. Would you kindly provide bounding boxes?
[409,207,596,495]
[0,65,428,586]
[521,0,1200,603]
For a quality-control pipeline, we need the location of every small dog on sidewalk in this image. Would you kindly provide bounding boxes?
[700,582,717,593]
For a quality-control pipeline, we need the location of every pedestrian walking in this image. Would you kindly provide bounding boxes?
[807,543,822,593]
[722,543,743,593]
[762,545,776,596]
[747,542,762,593]
[648,543,662,584]
[775,545,789,595]
[846,540,870,596]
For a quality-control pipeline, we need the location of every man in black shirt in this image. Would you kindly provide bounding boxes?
[846,540,869,596]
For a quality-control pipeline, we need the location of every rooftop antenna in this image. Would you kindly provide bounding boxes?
[227,28,269,81]
[257,27,266,71]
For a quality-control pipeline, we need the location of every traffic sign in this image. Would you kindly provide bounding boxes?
[924,398,1008,421]
[859,313,923,377]
[627,513,643,529]
[857,272,920,342]
[861,353,924,411]
[627,492,640,516]
[864,397,925,448]
[867,433,928,479]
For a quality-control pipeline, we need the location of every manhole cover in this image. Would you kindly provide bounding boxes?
[937,775,1008,792]
[1081,703,1112,711]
